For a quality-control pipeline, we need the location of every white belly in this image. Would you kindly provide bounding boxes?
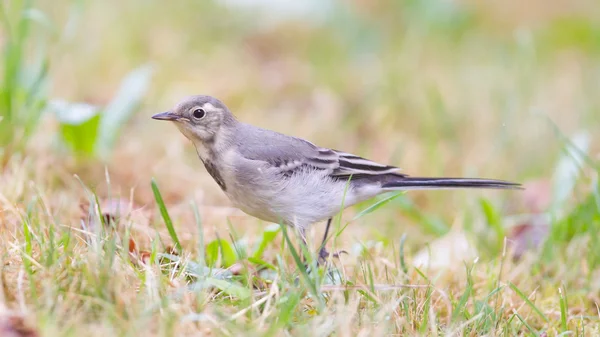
[224,168,360,229]
[215,149,382,229]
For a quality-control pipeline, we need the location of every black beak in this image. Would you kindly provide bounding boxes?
[151,111,180,121]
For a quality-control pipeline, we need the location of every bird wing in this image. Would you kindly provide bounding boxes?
[235,125,401,178]
[328,149,401,177]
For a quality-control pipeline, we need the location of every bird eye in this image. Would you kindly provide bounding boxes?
[192,108,206,119]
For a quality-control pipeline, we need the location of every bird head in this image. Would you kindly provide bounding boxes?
[152,95,235,142]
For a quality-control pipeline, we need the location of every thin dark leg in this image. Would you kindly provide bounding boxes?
[317,219,332,263]
[318,218,347,264]
[320,218,332,250]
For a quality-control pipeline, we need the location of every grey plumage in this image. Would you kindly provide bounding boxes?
[152,95,521,258]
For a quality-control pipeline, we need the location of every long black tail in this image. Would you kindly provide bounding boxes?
[381,177,522,190]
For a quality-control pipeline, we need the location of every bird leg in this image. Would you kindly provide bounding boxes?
[317,218,347,264]
[298,219,346,267]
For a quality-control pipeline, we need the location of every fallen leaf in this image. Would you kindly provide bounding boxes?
[508,217,549,260]
[128,238,137,253]
[508,179,551,259]
[139,251,151,265]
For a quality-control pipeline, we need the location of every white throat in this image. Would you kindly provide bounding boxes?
[192,138,211,160]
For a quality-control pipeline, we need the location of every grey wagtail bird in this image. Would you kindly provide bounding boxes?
[152,95,521,262]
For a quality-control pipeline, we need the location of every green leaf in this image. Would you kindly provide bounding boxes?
[252,223,280,259]
[248,256,276,270]
[60,114,100,155]
[479,198,504,247]
[204,278,251,300]
[95,64,153,158]
[50,99,101,156]
[206,239,237,267]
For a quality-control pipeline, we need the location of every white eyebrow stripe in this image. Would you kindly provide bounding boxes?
[201,102,219,111]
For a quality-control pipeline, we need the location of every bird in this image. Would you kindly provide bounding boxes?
[152,95,521,262]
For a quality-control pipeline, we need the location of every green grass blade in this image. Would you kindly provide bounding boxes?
[151,178,181,252]
[247,256,276,270]
[559,285,568,332]
[451,263,474,323]
[191,201,205,269]
[479,198,504,246]
[508,282,549,323]
[512,311,539,337]
[419,286,433,334]
[399,233,409,274]
[353,192,405,221]
[280,224,323,310]
[451,280,472,322]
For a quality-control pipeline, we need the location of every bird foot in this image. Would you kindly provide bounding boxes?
[318,246,347,264]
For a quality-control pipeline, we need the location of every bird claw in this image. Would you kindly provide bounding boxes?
[318,247,347,264]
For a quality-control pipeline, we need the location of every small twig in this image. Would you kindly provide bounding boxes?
[230,292,274,321]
